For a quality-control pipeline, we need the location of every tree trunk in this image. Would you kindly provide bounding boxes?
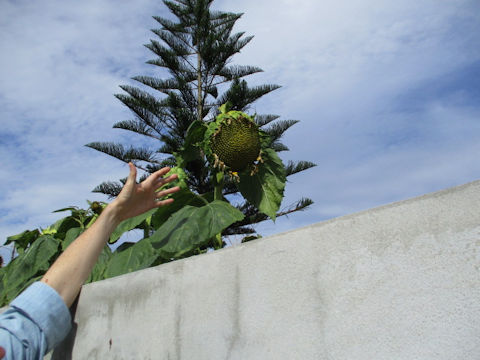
[197,52,203,122]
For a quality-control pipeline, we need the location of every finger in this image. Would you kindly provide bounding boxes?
[154,198,175,207]
[155,174,178,185]
[150,167,171,181]
[145,167,171,187]
[155,186,180,198]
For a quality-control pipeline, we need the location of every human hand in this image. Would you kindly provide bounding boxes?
[108,163,180,223]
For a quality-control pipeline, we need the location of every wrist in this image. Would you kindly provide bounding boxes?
[101,201,123,228]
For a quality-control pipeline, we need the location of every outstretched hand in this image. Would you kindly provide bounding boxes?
[110,163,180,223]
[40,163,180,308]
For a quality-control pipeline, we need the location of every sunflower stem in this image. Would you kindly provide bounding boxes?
[213,170,224,249]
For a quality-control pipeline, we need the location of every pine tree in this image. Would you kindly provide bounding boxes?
[86,0,315,244]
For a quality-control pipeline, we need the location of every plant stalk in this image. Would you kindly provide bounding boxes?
[213,170,224,249]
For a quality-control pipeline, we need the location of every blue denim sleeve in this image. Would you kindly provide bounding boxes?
[0,282,72,360]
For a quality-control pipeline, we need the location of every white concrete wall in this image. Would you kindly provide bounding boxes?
[50,180,480,359]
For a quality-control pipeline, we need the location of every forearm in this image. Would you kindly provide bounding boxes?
[41,205,121,308]
[38,163,177,309]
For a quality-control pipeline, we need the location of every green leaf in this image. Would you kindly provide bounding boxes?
[175,121,207,168]
[42,216,80,239]
[52,206,78,213]
[241,234,262,243]
[109,209,157,244]
[87,245,112,283]
[115,242,136,252]
[202,120,221,158]
[56,216,84,236]
[149,200,244,259]
[150,188,207,228]
[185,120,207,148]
[2,235,60,304]
[237,148,286,220]
[0,275,42,307]
[0,260,12,298]
[5,229,40,254]
[218,102,232,114]
[159,166,188,191]
[259,128,273,148]
[61,227,84,250]
[103,239,158,279]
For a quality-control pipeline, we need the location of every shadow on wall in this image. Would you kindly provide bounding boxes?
[50,294,79,360]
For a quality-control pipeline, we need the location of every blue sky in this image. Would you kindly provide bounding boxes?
[1,0,480,258]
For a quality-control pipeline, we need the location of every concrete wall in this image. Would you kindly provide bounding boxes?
[50,181,480,359]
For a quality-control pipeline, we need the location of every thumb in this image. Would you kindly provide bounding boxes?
[126,162,137,186]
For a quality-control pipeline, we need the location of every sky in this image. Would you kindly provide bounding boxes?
[1,0,480,258]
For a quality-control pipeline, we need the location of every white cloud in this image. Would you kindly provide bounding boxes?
[220,0,480,236]
[1,0,480,252]
[0,0,165,248]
